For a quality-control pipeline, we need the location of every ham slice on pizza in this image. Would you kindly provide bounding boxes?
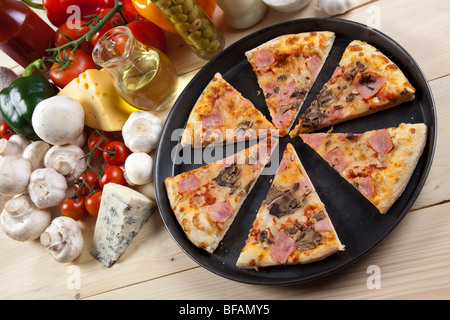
[246,31,336,137]
[290,40,416,136]
[236,143,344,269]
[180,73,276,147]
[165,137,278,253]
[300,123,427,214]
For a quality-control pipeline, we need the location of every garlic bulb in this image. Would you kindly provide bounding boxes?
[316,0,355,16]
[40,216,84,263]
[28,167,68,209]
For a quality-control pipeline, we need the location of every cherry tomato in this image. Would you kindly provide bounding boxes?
[100,165,127,188]
[87,130,115,156]
[0,120,13,140]
[103,141,131,166]
[74,171,101,196]
[131,0,216,34]
[126,20,166,53]
[85,190,102,217]
[61,196,88,221]
[54,20,93,55]
[90,8,127,47]
[49,49,98,88]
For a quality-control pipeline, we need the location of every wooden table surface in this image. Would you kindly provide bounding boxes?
[1,0,450,300]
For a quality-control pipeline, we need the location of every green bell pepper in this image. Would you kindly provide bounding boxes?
[0,60,58,141]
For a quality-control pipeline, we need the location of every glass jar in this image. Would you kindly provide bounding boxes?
[93,26,178,112]
[0,0,55,68]
[152,0,225,60]
[215,0,267,29]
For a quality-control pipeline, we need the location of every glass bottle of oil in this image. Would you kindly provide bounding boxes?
[93,26,178,112]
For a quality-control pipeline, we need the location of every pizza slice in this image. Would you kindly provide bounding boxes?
[165,137,278,253]
[300,123,427,214]
[246,31,336,137]
[180,73,276,147]
[290,40,416,136]
[236,143,344,269]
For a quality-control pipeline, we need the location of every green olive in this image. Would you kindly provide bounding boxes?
[189,19,202,32]
[182,0,194,12]
[187,31,202,43]
[195,38,210,50]
[207,39,221,52]
[170,5,183,15]
[174,22,190,34]
[202,27,213,39]
[172,13,188,23]
[154,0,172,10]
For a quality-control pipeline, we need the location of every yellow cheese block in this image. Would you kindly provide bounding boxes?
[58,69,140,132]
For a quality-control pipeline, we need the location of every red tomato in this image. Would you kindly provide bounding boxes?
[61,196,88,221]
[88,130,115,156]
[0,120,13,140]
[54,20,93,54]
[103,141,131,166]
[100,165,127,188]
[74,171,101,196]
[49,49,98,88]
[90,8,127,47]
[126,20,167,53]
[122,0,145,22]
[85,190,102,217]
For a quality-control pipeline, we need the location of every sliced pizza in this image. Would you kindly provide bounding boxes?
[165,137,278,253]
[300,123,427,214]
[246,31,336,136]
[236,143,344,269]
[180,73,276,147]
[290,40,416,136]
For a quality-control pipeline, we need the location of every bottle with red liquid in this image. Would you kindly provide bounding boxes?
[0,0,55,68]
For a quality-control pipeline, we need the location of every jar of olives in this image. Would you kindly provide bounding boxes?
[151,0,225,60]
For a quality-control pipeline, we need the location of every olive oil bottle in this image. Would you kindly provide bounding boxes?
[93,26,178,112]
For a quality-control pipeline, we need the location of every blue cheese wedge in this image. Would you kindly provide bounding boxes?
[91,183,156,267]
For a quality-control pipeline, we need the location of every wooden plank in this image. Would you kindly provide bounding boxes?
[411,76,450,210]
[86,201,450,300]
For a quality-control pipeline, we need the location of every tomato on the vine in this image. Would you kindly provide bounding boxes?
[90,8,127,47]
[49,49,98,88]
[0,120,13,140]
[74,171,101,196]
[61,196,88,220]
[103,141,131,166]
[87,130,115,156]
[85,190,102,217]
[54,20,93,55]
[126,20,166,53]
[100,165,127,188]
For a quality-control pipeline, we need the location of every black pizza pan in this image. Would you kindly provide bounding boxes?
[154,18,437,285]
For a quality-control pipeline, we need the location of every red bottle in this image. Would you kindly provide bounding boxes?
[0,0,55,68]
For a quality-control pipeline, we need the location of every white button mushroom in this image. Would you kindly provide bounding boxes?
[31,95,85,146]
[0,134,30,156]
[44,144,86,182]
[0,155,32,196]
[122,111,162,153]
[22,140,51,171]
[0,194,51,242]
[40,216,84,263]
[28,168,68,209]
[124,152,154,186]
